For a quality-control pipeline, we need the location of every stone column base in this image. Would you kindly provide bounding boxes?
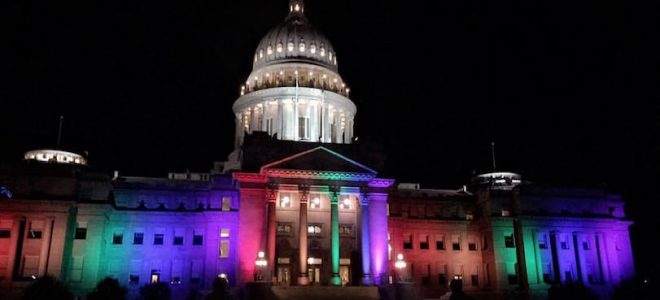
[361,274,373,286]
[330,275,342,286]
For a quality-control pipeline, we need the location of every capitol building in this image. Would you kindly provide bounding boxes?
[0,1,635,299]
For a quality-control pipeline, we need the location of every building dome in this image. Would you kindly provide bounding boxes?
[230,0,356,156]
[253,3,338,72]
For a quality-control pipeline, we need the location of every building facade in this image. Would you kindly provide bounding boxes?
[0,1,635,299]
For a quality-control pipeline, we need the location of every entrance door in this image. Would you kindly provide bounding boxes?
[308,267,321,284]
[339,266,350,286]
[277,266,290,286]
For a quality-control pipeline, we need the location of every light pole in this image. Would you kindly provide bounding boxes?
[255,251,268,282]
[394,253,407,282]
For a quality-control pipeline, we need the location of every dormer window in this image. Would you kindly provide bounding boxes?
[277,42,283,53]
[267,45,273,55]
[299,40,306,52]
[310,44,316,54]
[287,41,295,52]
[259,49,264,59]
[328,51,333,61]
[320,45,326,56]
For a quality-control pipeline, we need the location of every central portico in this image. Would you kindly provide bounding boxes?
[234,146,393,286]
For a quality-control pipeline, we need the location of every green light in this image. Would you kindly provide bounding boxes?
[330,192,341,286]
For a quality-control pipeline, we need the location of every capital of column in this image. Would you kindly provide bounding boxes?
[329,186,340,204]
[266,184,278,203]
[359,193,369,206]
[298,185,310,204]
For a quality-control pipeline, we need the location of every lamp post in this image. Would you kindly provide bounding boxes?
[394,253,407,282]
[255,251,268,282]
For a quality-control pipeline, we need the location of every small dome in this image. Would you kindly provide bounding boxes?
[253,0,338,72]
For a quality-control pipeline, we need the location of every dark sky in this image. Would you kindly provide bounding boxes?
[2,0,658,276]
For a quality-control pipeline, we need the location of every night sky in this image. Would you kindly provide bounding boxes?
[2,0,658,278]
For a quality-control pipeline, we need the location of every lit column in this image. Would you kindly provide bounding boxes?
[297,186,310,285]
[360,193,373,285]
[330,188,341,285]
[368,192,389,285]
[266,187,278,278]
[38,218,54,276]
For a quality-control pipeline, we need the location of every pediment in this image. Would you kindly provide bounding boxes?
[260,146,377,180]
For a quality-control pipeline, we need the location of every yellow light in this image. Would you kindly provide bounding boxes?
[309,72,313,77]
[219,273,227,279]
[397,253,404,260]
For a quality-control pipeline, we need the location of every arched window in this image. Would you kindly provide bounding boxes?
[287,40,295,52]
[328,51,333,61]
[310,44,316,54]
[259,49,264,59]
[277,42,283,53]
[254,54,257,62]
[267,45,273,55]
[299,40,306,52]
[320,44,326,57]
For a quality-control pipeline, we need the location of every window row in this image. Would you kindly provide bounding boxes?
[110,229,230,247]
[255,41,337,65]
[276,223,353,237]
[401,234,484,252]
[278,194,356,210]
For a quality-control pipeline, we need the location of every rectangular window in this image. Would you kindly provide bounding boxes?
[221,197,231,211]
[501,209,511,217]
[171,260,183,285]
[438,274,447,286]
[505,234,515,248]
[471,275,479,286]
[310,195,321,209]
[436,235,445,250]
[277,223,292,235]
[133,232,144,245]
[75,227,87,240]
[28,230,42,239]
[129,275,140,285]
[193,231,204,246]
[174,229,184,245]
[419,235,429,250]
[403,234,413,249]
[561,235,569,250]
[339,225,353,236]
[220,229,230,238]
[112,233,123,244]
[279,194,291,208]
[339,197,352,210]
[452,235,461,251]
[468,242,477,251]
[308,224,322,236]
[0,229,11,238]
[154,234,164,245]
[538,234,548,249]
[191,260,203,284]
[219,240,230,258]
[582,241,590,250]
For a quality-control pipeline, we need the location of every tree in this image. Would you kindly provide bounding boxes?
[87,277,127,300]
[140,282,171,300]
[22,275,73,300]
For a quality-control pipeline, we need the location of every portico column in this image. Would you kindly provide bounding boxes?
[360,193,373,285]
[330,187,342,285]
[297,186,310,285]
[266,186,278,279]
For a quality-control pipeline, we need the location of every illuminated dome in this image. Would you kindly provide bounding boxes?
[231,0,355,153]
[24,149,87,165]
[252,0,338,72]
